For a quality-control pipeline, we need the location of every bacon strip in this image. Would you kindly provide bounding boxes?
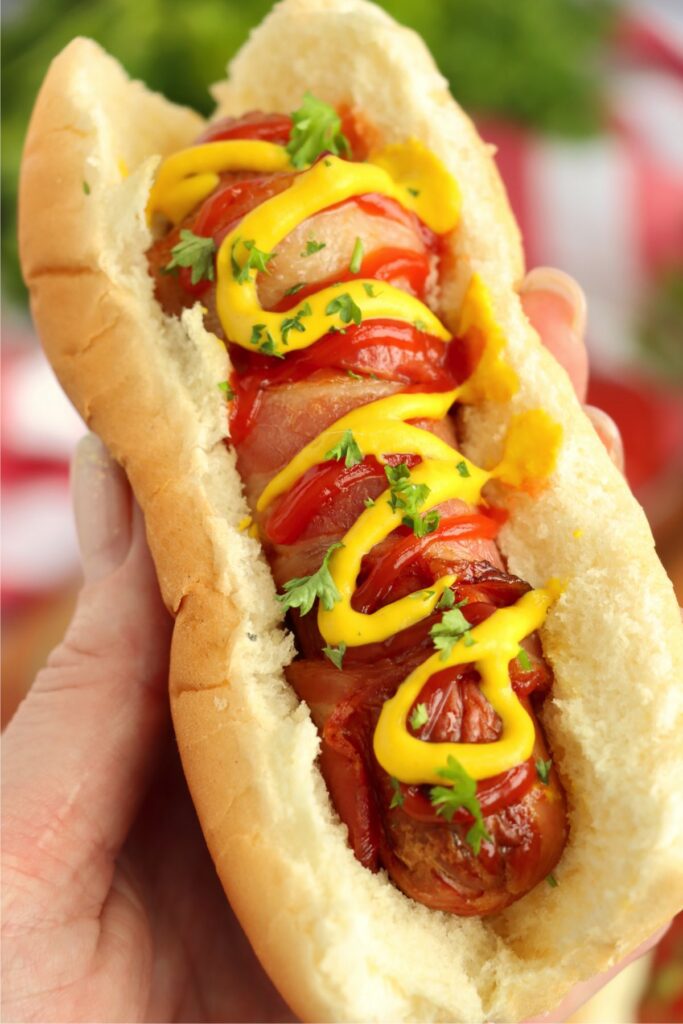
[146,114,567,915]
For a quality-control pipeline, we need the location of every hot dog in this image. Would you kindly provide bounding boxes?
[145,107,569,918]
[18,0,683,1020]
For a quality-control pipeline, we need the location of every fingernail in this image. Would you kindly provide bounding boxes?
[585,406,625,474]
[71,434,132,582]
[520,267,587,340]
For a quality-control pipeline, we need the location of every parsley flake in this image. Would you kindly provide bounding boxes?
[347,369,363,380]
[363,282,378,297]
[284,282,307,296]
[281,301,312,346]
[325,429,363,468]
[349,237,364,274]
[547,873,559,888]
[389,777,405,809]
[517,647,532,671]
[323,642,347,670]
[430,603,474,660]
[384,462,434,537]
[404,508,441,538]
[536,758,552,784]
[164,229,216,285]
[232,239,275,284]
[82,180,91,195]
[217,380,235,400]
[409,703,429,731]
[277,542,343,615]
[436,588,456,610]
[429,756,492,854]
[363,496,376,509]
[286,92,350,169]
[407,187,421,197]
[301,238,327,257]
[456,460,471,478]
[326,292,362,326]
[413,318,428,331]
[249,323,282,358]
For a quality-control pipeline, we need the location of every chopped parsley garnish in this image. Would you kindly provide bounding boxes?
[517,647,532,671]
[363,282,378,297]
[363,496,376,509]
[384,462,436,537]
[349,237,364,274]
[286,92,350,169]
[436,588,456,610]
[409,702,429,731]
[547,873,559,888]
[301,238,327,257]
[326,292,362,326]
[429,756,492,855]
[384,462,423,511]
[281,302,312,346]
[325,429,363,468]
[164,229,216,285]
[407,187,420,197]
[249,323,282,358]
[250,323,267,345]
[455,460,471,478]
[217,380,235,400]
[413,318,428,331]
[405,508,441,538]
[389,777,405,809]
[535,758,552,784]
[323,642,346,670]
[429,602,474,659]
[277,542,343,615]
[231,238,275,284]
[347,369,363,380]
[284,282,307,296]
[82,180,91,195]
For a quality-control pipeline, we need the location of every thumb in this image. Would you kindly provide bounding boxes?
[2,435,172,925]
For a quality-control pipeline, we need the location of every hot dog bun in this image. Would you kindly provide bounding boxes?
[19,1,683,1020]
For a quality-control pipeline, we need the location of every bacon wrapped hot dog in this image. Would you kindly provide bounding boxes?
[19,1,683,1020]
[146,107,568,916]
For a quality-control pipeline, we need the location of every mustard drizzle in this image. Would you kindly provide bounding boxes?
[149,135,562,785]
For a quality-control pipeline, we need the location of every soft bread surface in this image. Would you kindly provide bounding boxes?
[19,0,683,1020]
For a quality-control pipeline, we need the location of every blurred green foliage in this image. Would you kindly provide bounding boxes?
[2,0,615,307]
[638,268,683,383]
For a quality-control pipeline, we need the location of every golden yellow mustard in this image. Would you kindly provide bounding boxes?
[149,134,562,784]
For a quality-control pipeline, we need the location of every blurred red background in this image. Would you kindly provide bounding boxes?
[2,1,681,1020]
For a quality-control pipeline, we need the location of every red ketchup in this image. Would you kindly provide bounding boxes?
[146,110,567,913]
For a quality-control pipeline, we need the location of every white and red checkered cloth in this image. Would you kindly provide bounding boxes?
[3,0,682,606]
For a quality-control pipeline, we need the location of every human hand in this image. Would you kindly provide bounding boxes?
[521,266,667,1023]
[1,439,294,1022]
[1,267,661,1024]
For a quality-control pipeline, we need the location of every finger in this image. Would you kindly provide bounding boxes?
[2,435,172,927]
[520,267,589,402]
[72,431,132,582]
[585,405,625,473]
[519,267,626,473]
